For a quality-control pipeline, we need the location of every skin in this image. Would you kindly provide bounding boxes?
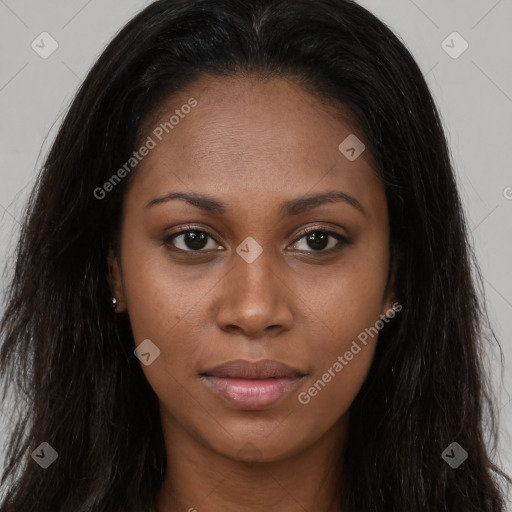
[109,74,396,512]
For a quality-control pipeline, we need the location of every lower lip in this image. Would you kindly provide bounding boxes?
[201,376,303,410]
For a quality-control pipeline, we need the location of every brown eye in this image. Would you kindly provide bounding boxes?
[164,229,222,252]
[290,229,349,253]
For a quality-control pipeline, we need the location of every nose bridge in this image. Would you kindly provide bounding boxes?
[232,238,280,308]
[215,237,293,336]
[237,249,274,295]
[230,233,275,286]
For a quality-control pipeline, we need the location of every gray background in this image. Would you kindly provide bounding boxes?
[0,0,511,502]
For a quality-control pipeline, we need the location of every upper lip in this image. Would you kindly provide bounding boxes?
[201,359,306,379]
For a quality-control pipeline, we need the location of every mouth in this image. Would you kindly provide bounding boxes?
[199,359,307,410]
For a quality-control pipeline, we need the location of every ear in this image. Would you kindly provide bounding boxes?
[381,290,399,319]
[107,248,127,312]
[381,248,400,319]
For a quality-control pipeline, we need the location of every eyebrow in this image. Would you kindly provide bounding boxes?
[145,190,365,216]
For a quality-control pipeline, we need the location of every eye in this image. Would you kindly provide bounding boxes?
[164,227,222,252]
[163,226,349,254]
[289,227,349,253]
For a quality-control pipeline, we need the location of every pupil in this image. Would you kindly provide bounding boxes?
[182,231,329,251]
[185,231,207,250]
[307,232,328,250]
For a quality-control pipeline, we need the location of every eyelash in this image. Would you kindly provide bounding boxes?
[163,224,350,255]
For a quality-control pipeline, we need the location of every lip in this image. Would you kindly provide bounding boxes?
[200,359,307,410]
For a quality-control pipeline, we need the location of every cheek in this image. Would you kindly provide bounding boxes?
[293,285,382,429]
[119,241,210,415]
[296,322,378,413]
[296,234,389,350]
[293,349,376,444]
[292,241,388,418]
[118,237,219,410]
[120,231,208,343]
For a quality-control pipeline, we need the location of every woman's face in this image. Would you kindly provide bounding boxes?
[110,75,394,463]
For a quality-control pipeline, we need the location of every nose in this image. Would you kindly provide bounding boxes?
[214,246,294,338]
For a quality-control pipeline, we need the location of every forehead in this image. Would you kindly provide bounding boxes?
[126,74,384,220]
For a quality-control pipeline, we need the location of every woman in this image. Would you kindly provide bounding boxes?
[0,0,510,510]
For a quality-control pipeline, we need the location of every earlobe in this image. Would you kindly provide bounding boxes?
[382,250,400,319]
[107,249,127,312]
[381,285,400,319]
[382,299,400,319]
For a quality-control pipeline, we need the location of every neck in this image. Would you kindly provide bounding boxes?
[155,412,348,512]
